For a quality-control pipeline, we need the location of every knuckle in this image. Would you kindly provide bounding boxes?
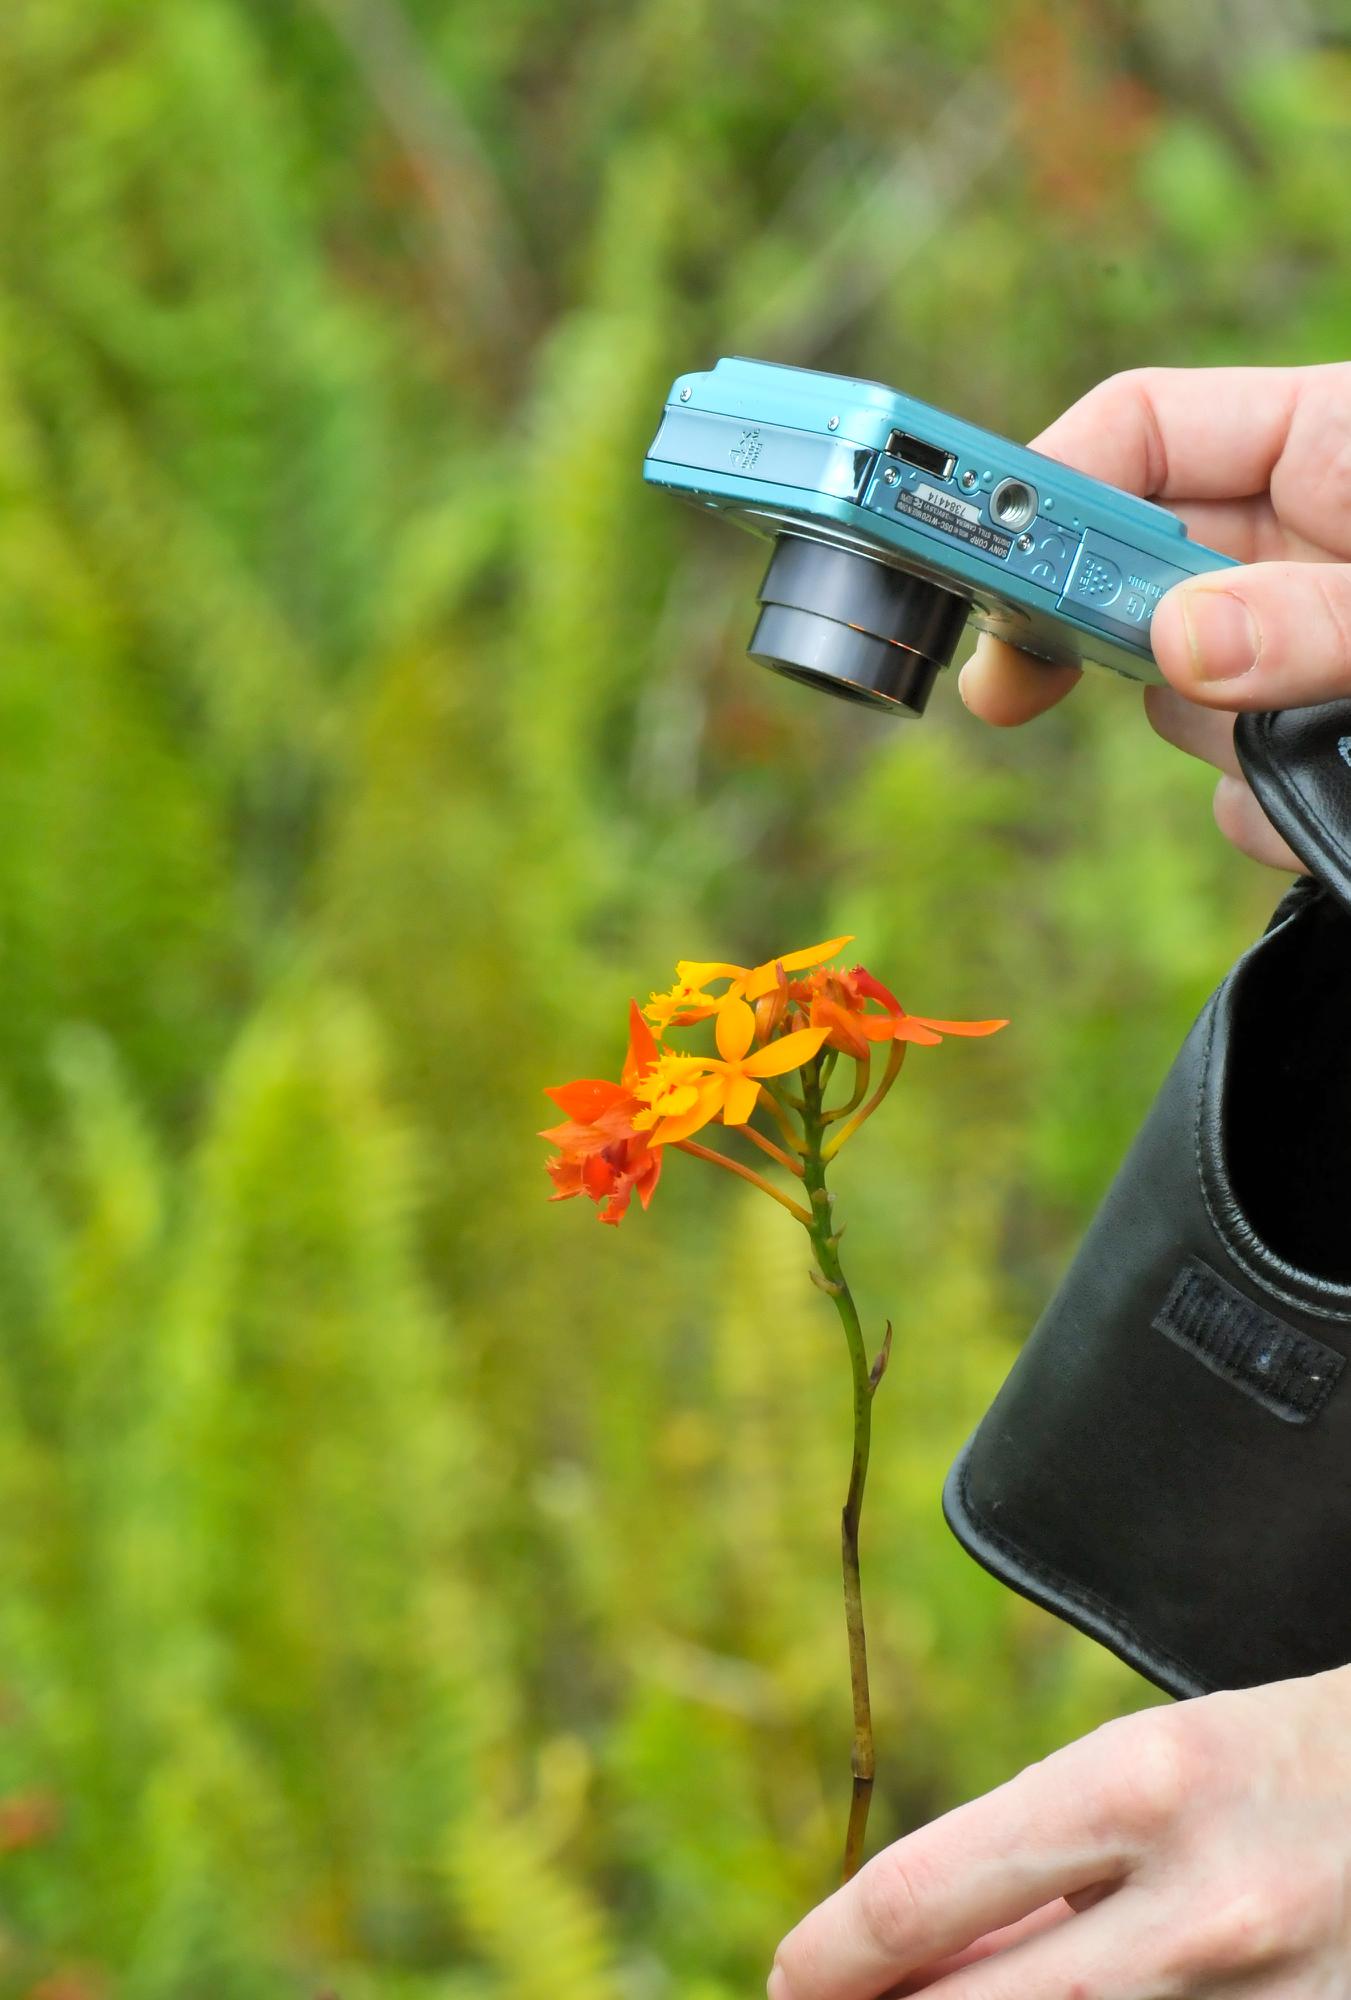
[1082,367,1171,493]
[1290,373,1351,544]
[1096,363,1154,402]
[1166,1877,1291,1978]
[766,1944,795,1999]
[855,1844,925,1958]
[1093,1712,1195,1835]
[1312,566,1351,670]
[768,1930,814,2000]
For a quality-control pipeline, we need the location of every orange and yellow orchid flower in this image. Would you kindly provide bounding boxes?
[540,1003,664,1224]
[793,965,1006,1054]
[645,935,854,1031]
[633,998,828,1145]
[848,967,1007,1047]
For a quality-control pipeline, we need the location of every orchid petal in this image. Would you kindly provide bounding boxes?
[657,1082,700,1118]
[636,1151,663,1210]
[864,1017,942,1046]
[810,995,871,1061]
[715,996,757,1064]
[721,1073,762,1125]
[742,935,855,1000]
[744,1025,828,1077]
[864,1014,1007,1044]
[545,1156,586,1199]
[538,1117,592,1147]
[623,1000,660,1082]
[545,1078,626,1122]
[674,958,746,988]
[648,1079,724,1147]
[851,966,902,1013]
[644,987,723,1031]
[908,1016,1009,1037]
[582,1155,618,1199]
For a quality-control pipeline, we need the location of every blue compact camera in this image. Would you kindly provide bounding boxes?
[644,357,1237,718]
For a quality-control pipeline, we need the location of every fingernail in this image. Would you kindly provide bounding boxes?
[1179,587,1261,682]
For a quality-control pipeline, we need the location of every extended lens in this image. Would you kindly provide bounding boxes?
[746,535,970,717]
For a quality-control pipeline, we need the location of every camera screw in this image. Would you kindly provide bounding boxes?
[827,414,840,430]
[1017,532,1034,552]
[959,470,978,490]
[882,466,899,485]
[679,386,692,401]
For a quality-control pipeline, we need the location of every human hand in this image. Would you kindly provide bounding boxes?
[768,1667,1351,1997]
[960,363,1351,872]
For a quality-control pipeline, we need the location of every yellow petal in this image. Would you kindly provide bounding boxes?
[649,1079,725,1147]
[715,996,756,1064]
[744,1025,828,1077]
[721,1073,762,1125]
[674,958,746,988]
[742,935,855,1000]
[655,1082,700,1118]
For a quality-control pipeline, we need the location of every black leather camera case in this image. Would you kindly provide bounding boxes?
[944,702,1351,1698]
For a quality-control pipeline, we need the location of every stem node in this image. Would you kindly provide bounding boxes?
[868,1321,894,1395]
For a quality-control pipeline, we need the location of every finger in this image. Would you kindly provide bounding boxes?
[1143,689,1305,869]
[887,1887,1148,2000]
[1151,561,1351,710]
[1170,494,1331,567]
[881,1898,1079,1995]
[768,1733,1144,2000]
[1212,774,1307,875]
[1142,685,1242,777]
[1028,365,1306,500]
[959,636,1081,726]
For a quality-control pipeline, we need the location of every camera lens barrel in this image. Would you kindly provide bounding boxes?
[747,534,970,717]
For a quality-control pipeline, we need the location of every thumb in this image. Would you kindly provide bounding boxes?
[1151,561,1351,710]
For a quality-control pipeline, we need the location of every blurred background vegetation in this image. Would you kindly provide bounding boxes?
[0,0,1345,1992]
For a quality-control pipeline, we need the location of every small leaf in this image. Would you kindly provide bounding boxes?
[868,1321,894,1393]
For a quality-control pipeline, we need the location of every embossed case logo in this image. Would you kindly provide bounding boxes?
[729,427,762,472]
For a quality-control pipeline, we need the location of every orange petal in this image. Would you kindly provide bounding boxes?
[744,1025,828,1076]
[623,1000,660,1082]
[539,1117,587,1147]
[864,1017,942,1046]
[636,1150,663,1210]
[582,1155,618,1199]
[910,1016,1008,1037]
[545,1078,626,1122]
[545,1157,586,1200]
[811,995,871,1062]
[742,935,855,1000]
[715,996,756,1064]
[852,967,902,1013]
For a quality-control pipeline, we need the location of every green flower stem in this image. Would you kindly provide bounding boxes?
[801,1056,881,1884]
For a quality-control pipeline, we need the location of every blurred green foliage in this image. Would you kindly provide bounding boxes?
[0,0,1344,1991]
